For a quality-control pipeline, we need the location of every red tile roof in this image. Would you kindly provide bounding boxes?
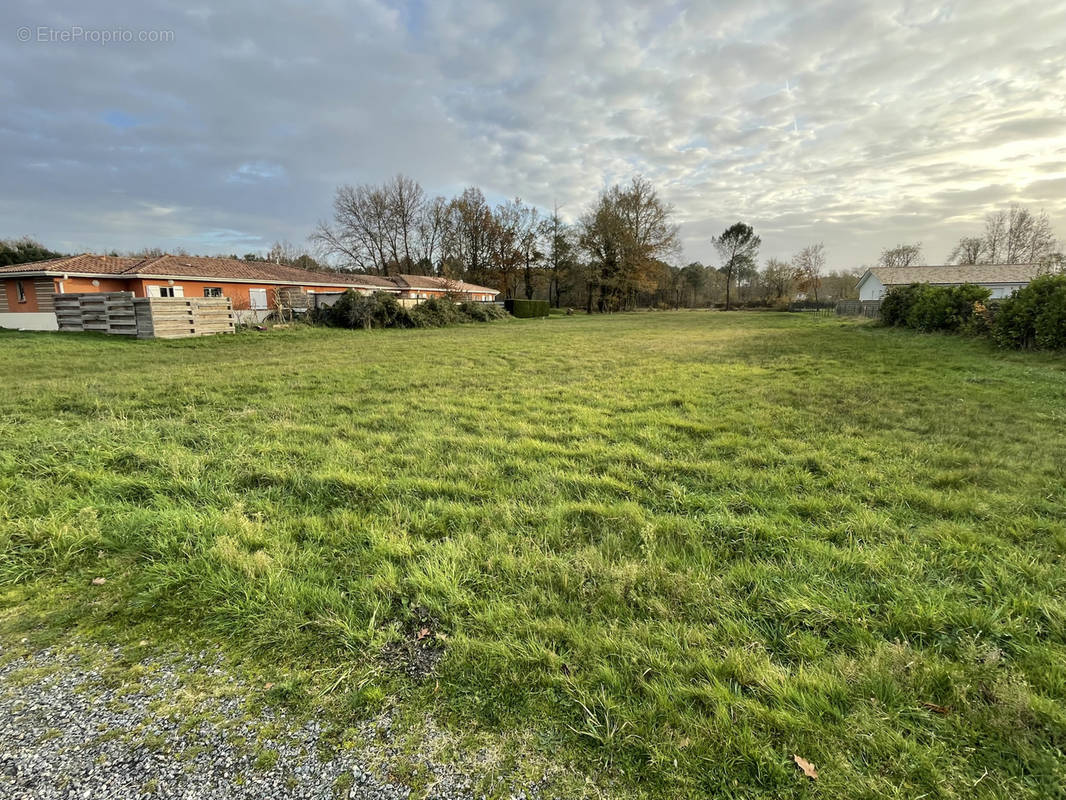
[394,273,499,295]
[0,254,141,275]
[0,253,399,289]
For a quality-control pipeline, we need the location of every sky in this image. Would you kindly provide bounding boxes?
[2,0,1065,270]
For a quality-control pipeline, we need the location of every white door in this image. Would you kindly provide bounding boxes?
[249,289,268,309]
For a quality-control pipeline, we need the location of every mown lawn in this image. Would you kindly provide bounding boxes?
[1,312,1065,799]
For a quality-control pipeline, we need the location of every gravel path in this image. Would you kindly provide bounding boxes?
[0,644,545,800]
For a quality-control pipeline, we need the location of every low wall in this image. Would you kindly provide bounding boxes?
[0,312,59,331]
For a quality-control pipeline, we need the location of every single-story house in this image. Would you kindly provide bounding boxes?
[0,254,499,331]
[393,274,498,302]
[856,264,1047,302]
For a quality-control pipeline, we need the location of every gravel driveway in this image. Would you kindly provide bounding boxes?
[0,644,545,800]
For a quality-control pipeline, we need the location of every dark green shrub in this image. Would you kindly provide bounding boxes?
[505,299,550,318]
[316,290,412,330]
[992,273,1066,350]
[458,301,507,322]
[905,284,990,332]
[880,283,991,332]
[879,284,923,326]
[408,296,462,328]
[312,291,505,331]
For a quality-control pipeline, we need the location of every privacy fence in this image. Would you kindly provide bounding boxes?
[55,292,235,339]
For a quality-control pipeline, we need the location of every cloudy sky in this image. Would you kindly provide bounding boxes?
[2,0,1065,269]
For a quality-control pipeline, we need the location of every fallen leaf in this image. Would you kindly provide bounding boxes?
[91,577,107,586]
[921,701,950,715]
[679,737,691,749]
[434,632,448,641]
[263,682,275,690]
[793,754,818,780]
[138,640,149,647]
[416,627,430,641]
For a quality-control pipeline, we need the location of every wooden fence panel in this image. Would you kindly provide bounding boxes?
[53,293,233,338]
[133,297,235,338]
[54,292,137,334]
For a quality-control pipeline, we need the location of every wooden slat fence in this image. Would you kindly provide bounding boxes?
[54,293,235,338]
[133,297,235,338]
[55,292,137,335]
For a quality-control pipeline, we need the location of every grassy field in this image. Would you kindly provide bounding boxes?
[1,312,1065,799]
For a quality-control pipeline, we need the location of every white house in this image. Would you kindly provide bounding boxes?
[856,264,1047,302]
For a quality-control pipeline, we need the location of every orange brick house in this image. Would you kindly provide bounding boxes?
[0,254,499,330]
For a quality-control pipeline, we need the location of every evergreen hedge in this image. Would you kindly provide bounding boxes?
[505,299,550,318]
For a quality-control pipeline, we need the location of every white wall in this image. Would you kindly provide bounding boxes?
[858,274,885,302]
[988,283,1026,299]
[0,312,59,331]
[861,279,1028,301]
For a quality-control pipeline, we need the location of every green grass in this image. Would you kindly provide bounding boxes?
[2,313,1065,799]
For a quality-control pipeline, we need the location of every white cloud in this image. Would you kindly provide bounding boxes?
[0,0,1064,267]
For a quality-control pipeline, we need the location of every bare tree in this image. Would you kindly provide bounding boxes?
[953,205,1059,266]
[516,204,542,300]
[998,205,1057,264]
[541,204,575,307]
[947,236,984,265]
[312,175,434,275]
[491,198,525,298]
[792,243,826,302]
[878,243,923,268]
[415,195,449,273]
[762,258,794,302]
[312,183,392,273]
[385,174,425,271]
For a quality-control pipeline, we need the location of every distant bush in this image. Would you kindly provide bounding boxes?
[313,291,507,331]
[505,299,550,318]
[458,300,508,322]
[408,296,461,328]
[880,275,1066,350]
[316,290,408,330]
[991,273,1066,350]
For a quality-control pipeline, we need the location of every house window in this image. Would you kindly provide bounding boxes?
[248,288,268,309]
[203,287,223,297]
[15,281,26,303]
[147,285,184,298]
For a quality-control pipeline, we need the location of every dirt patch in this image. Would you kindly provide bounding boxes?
[382,605,445,681]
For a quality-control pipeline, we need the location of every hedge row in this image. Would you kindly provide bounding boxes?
[505,298,550,318]
[880,274,1066,350]
[313,291,508,330]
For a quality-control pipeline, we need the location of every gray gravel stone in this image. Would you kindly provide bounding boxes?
[0,644,548,800]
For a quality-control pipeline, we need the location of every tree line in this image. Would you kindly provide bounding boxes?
[311,174,860,310]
